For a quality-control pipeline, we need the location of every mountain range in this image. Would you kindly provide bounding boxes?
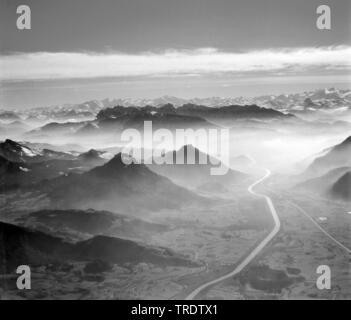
[2,88,349,124]
[27,102,293,139]
[35,153,203,213]
[5,87,348,140]
[0,139,209,212]
[0,140,108,189]
[0,221,196,273]
[20,208,169,242]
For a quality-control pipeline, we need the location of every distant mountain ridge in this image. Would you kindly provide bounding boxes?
[3,88,349,123]
[9,88,349,138]
[30,102,291,138]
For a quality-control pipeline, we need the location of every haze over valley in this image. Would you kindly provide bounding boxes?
[1,0,350,301]
[0,87,350,299]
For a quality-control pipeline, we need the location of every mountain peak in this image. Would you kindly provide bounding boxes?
[78,149,103,160]
[171,144,213,165]
[178,144,199,153]
[92,153,138,174]
[4,139,22,148]
[0,139,41,162]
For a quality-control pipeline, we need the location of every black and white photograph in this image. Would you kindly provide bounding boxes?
[0,0,350,305]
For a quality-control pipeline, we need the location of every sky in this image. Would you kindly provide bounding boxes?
[0,0,350,108]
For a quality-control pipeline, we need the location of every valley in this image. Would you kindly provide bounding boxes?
[0,88,350,300]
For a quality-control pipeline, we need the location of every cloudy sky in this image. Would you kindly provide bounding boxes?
[0,0,350,108]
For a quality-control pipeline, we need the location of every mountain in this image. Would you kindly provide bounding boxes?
[0,139,81,163]
[176,104,293,121]
[148,145,248,190]
[23,141,86,153]
[3,87,350,124]
[77,149,109,165]
[76,88,348,110]
[309,88,350,102]
[306,136,351,177]
[40,148,77,161]
[95,105,214,132]
[29,121,86,137]
[295,166,351,195]
[25,88,351,137]
[31,105,215,138]
[0,221,196,273]
[0,221,71,273]
[0,156,92,190]
[231,155,254,171]
[330,172,351,201]
[75,122,100,136]
[270,88,351,121]
[0,111,21,121]
[74,235,195,267]
[40,153,202,212]
[0,139,45,163]
[21,209,168,241]
[0,155,36,190]
[0,155,22,175]
[29,103,293,139]
[22,99,111,123]
[0,139,105,165]
[0,144,108,190]
[261,88,351,111]
[0,120,32,136]
[88,104,287,136]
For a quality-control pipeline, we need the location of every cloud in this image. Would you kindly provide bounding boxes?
[0,46,350,81]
